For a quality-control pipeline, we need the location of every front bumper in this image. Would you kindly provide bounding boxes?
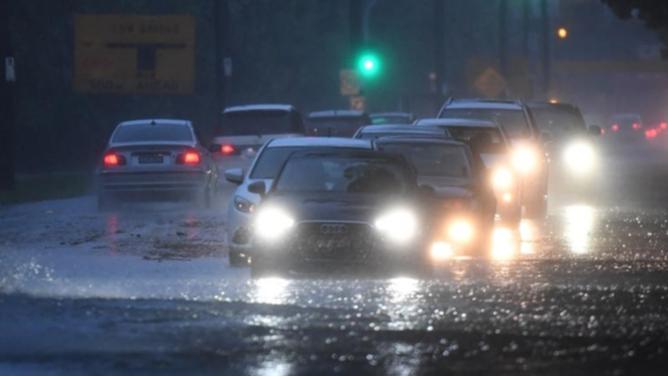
[254,222,428,268]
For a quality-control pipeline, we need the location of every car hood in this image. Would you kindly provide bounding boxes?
[262,193,418,223]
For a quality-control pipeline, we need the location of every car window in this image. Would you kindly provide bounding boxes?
[531,107,587,137]
[446,127,506,154]
[307,117,367,136]
[379,143,471,178]
[250,147,303,179]
[275,156,409,194]
[112,123,194,143]
[220,110,303,136]
[442,108,531,138]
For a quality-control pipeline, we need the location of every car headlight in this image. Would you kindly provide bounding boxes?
[562,140,596,176]
[254,206,295,240]
[374,207,418,244]
[447,218,475,245]
[234,196,255,213]
[511,144,540,175]
[491,166,514,191]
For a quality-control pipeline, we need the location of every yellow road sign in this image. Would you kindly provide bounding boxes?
[349,96,366,111]
[74,14,195,94]
[340,69,360,96]
[473,68,507,98]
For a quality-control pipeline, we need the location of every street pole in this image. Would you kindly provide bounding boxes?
[498,0,508,80]
[0,0,16,190]
[432,0,445,110]
[362,0,379,43]
[213,0,228,128]
[540,0,551,97]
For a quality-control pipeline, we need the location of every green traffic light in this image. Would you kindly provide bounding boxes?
[357,52,381,78]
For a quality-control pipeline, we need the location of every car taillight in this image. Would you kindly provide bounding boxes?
[177,150,201,165]
[632,123,642,130]
[221,144,236,155]
[103,152,125,168]
[645,129,658,140]
[611,124,619,132]
[661,122,668,130]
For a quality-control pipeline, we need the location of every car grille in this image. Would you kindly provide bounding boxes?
[292,222,378,261]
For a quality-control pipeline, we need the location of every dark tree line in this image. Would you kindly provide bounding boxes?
[603,0,668,56]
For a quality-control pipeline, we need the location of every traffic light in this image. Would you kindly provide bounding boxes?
[357,52,381,79]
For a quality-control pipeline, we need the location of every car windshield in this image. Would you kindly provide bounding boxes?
[250,147,304,179]
[531,107,587,137]
[111,123,193,143]
[379,143,471,178]
[307,117,367,136]
[446,127,507,154]
[220,110,299,136]
[442,108,531,138]
[274,156,409,194]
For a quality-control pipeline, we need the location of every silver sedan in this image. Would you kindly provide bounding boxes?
[96,119,218,210]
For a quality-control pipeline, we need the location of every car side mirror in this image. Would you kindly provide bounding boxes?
[588,125,602,137]
[224,168,245,185]
[248,181,267,197]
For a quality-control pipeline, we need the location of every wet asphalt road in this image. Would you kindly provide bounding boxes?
[2,141,668,375]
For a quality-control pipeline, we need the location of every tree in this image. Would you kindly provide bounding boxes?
[602,0,668,56]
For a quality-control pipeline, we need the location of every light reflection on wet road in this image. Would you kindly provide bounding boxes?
[2,145,668,374]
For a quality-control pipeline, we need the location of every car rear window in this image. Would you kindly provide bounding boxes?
[111,123,194,144]
[220,110,303,136]
[446,126,506,154]
[379,143,471,178]
[441,108,531,138]
[307,117,368,137]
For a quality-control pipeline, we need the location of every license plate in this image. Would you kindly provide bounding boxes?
[138,155,163,164]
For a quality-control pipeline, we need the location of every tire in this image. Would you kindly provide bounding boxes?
[228,249,250,267]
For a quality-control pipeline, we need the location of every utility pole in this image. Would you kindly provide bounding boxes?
[540,0,551,97]
[350,0,363,60]
[0,0,16,190]
[432,0,445,109]
[213,0,229,127]
[498,0,508,79]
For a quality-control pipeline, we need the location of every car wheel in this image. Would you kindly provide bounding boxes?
[228,249,250,267]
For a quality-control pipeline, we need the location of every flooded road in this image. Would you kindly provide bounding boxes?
[2,144,668,375]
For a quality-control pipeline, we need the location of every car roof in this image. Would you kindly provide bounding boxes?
[415,118,497,128]
[446,99,524,111]
[224,104,295,113]
[374,136,469,147]
[370,112,412,117]
[308,110,367,118]
[357,124,446,134]
[268,137,372,149]
[117,119,192,127]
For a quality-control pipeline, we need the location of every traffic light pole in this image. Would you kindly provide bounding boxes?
[0,0,16,191]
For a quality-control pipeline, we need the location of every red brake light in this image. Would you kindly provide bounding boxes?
[103,152,125,168]
[661,122,667,130]
[221,144,236,155]
[645,129,658,139]
[611,124,620,132]
[183,151,201,164]
[632,123,641,130]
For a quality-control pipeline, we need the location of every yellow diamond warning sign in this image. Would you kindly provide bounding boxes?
[473,68,507,98]
[74,14,195,95]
